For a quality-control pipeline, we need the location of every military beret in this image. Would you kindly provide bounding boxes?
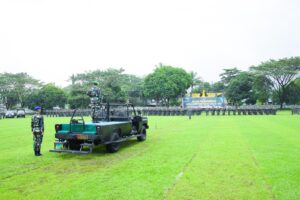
[34,106,41,110]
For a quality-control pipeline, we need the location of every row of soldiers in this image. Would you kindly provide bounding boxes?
[292,107,300,115]
[44,107,277,117]
[45,109,91,117]
[140,107,277,116]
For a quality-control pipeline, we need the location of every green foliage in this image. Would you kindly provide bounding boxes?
[278,78,300,105]
[252,75,273,104]
[189,71,202,95]
[220,67,241,85]
[225,72,256,105]
[1,114,299,200]
[251,57,300,107]
[67,84,90,109]
[1,56,300,110]
[144,65,192,106]
[192,81,225,93]
[210,81,225,92]
[25,84,67,109]
[3,90,19,109]
[94,68,126,102]
[198,81,211,92]
[124,75,145,105]
[70,68,144,105]
[0,72,40,109]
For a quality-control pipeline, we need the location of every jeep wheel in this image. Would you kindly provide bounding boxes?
[106,132,121,153]
[137,126,146,142]
[68,140,81,150]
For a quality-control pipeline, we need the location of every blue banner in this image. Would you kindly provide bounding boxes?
[182,96,226,108]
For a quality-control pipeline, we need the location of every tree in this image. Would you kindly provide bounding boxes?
[200,81,211,92]
[251,57,300,108]
[220,68,241,85]
[69,68,145,105]
[0,72,40,109]
[67,84,90,109]
[189,71,201,96]
[144,65,192,106]
[252,75,272,104]
[193,81,212,97]
[90,68,125,102]
[4,91,19,109]
[25,84,67,109]
[278,78,300,105]
[210,81,225,92]
[123,75,145,105]
[225,72,256,106]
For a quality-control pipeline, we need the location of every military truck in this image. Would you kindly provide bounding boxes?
[50,103,149,154]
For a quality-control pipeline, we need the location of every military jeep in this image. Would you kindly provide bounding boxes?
[50,103,149,154]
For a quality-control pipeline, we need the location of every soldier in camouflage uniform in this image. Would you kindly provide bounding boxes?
[87,81,102,122]
[87,81,101,106]
[31,106,44,156]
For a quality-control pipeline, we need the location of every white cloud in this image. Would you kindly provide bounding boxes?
[0,0,299,86]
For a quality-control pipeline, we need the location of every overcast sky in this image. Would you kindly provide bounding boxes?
[0,0,299,86]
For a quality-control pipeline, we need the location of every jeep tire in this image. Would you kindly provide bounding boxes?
[106,132,121,153]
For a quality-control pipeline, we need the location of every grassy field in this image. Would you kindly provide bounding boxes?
[0,112,299,200]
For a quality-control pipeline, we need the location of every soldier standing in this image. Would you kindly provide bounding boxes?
[187,109,192,120]
[31,106,44,156]
[87,81,102,122]
[87,81,101,106]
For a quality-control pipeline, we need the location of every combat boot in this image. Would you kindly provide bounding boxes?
[35,147,41,156]
[38,150,42,156]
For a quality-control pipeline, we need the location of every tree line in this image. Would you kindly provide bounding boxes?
[223,57,300,108]
[0,57,299,110]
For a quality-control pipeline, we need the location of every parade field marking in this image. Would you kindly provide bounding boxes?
[0,112,299,200]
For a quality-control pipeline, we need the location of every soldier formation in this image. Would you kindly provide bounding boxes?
[140,106,278,116]
[45,109,90,117]
[44,106,279,117]
[291,106,300,115]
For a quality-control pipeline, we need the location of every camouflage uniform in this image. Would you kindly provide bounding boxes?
[31,113,44,156]
[87,84,101,104]
[87,83,102,122]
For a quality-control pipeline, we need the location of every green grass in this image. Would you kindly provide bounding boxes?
[0,113,299,200]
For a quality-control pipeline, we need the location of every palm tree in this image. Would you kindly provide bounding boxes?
[190,71,201,96]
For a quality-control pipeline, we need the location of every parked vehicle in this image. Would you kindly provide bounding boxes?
[16,109,26,118]
[50,103,149,154]
[5,111,15,118]
[25,108,35,115]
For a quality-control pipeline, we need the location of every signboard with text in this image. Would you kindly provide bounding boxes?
[182,96,226,108]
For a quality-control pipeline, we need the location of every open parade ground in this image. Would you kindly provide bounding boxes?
[1,1,300,199]
[0,112,299,200]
